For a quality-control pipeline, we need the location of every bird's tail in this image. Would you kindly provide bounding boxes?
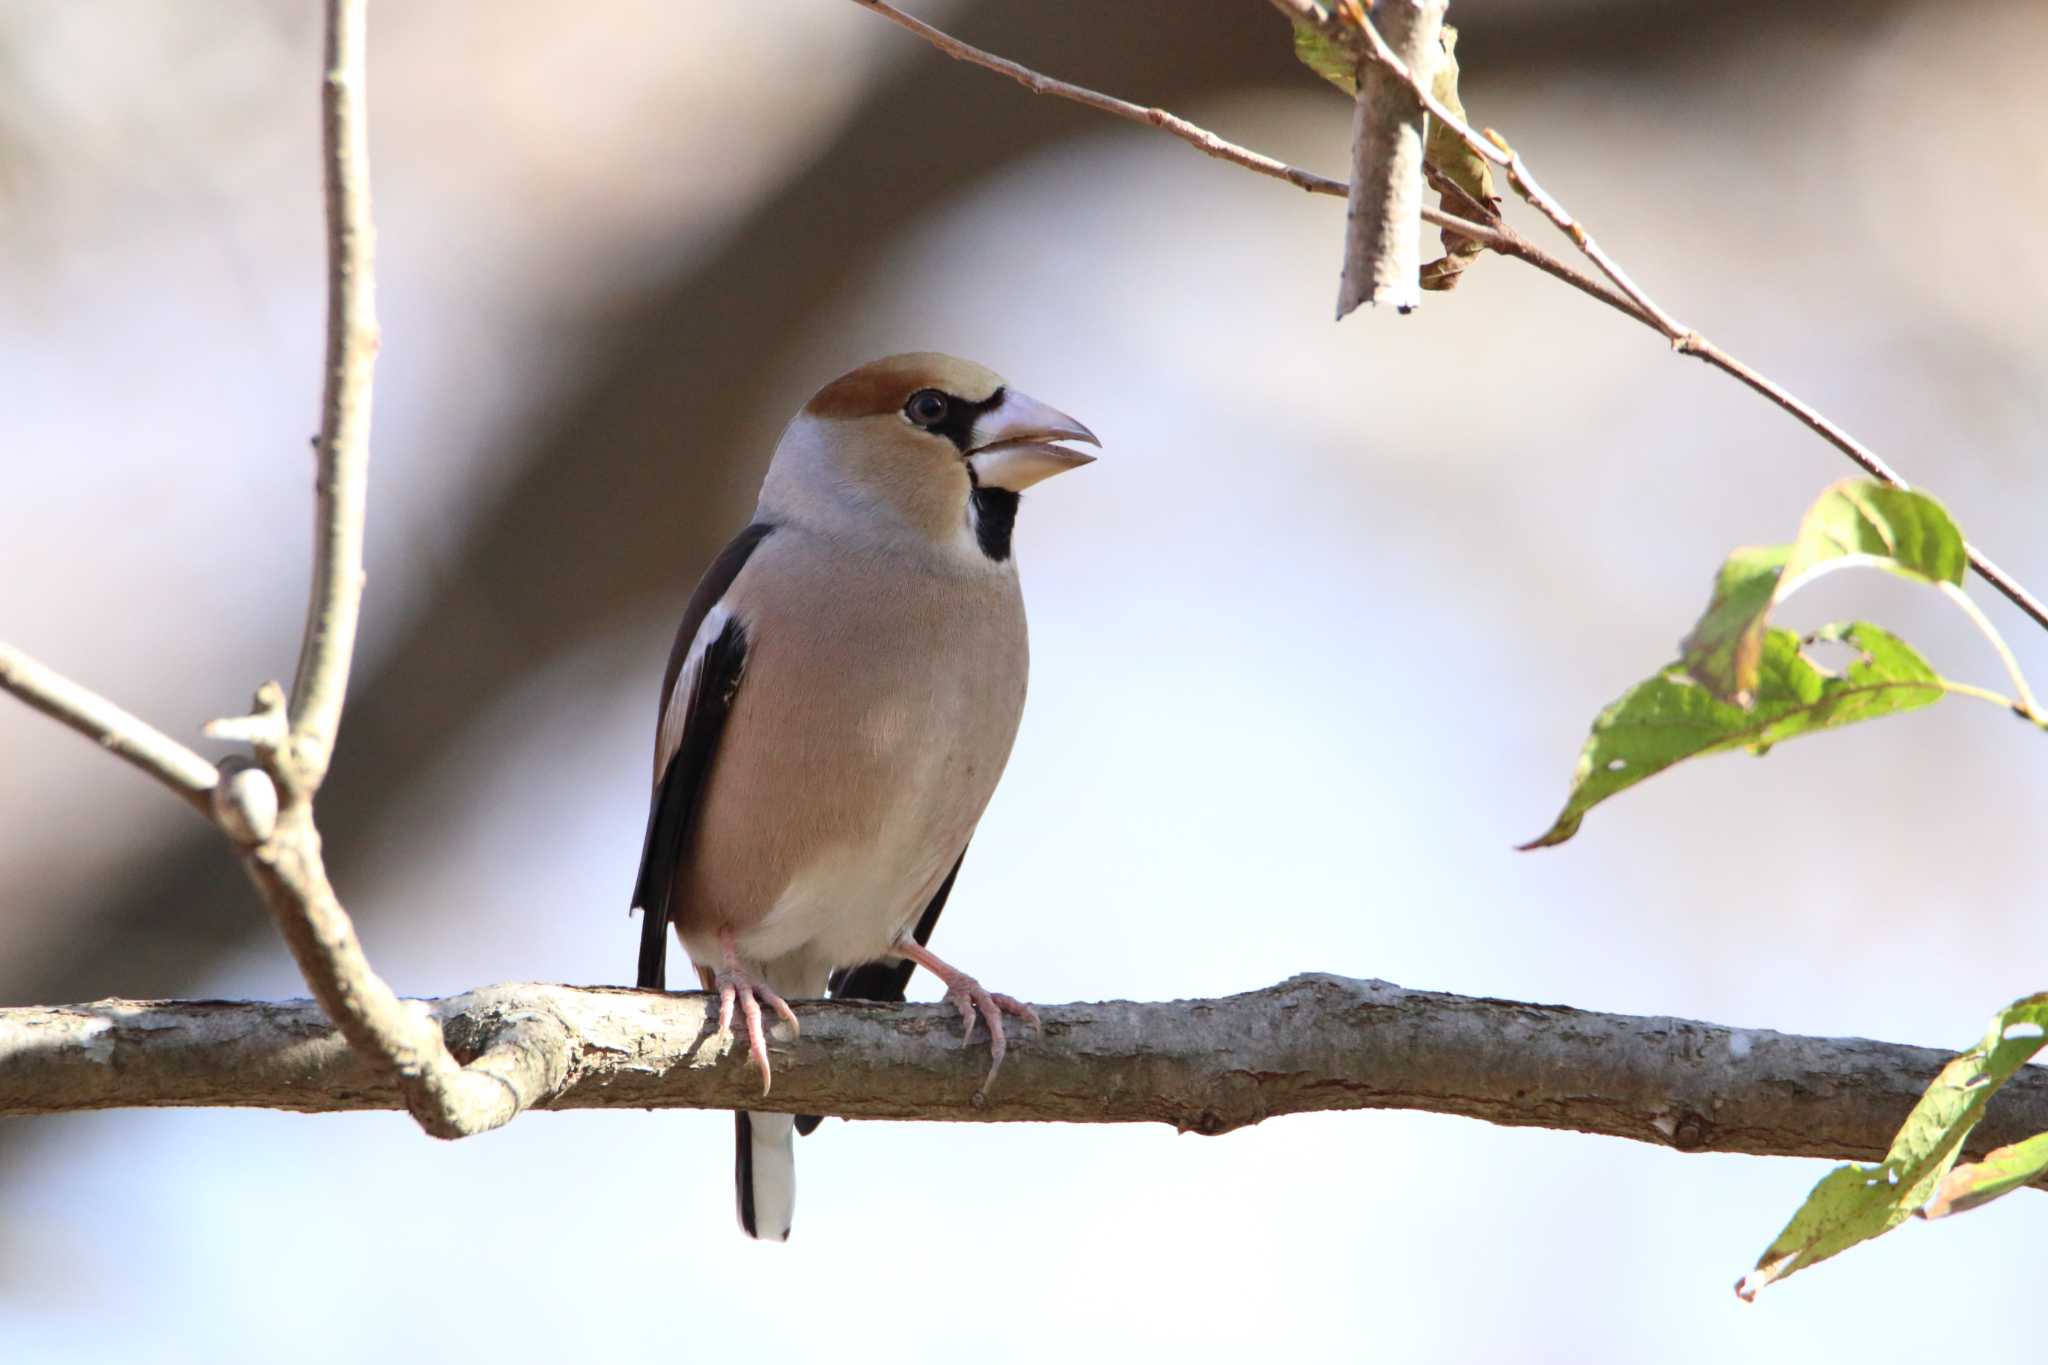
[735,1110,795,1241]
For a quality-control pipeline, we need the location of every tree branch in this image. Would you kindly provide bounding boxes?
[287,0,380,790]
[853,0,2048,636]
[848,7,1654,354]
[4,976,2044,1175]
[1265,0,2048,635]
[208,1,524,1142]
[0,644,220,816]
[851,0,1345,198]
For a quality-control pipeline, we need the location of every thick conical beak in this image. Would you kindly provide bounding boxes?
[966,389,1100,492]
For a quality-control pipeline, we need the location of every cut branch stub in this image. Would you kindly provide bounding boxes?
[1336,0,1445,317]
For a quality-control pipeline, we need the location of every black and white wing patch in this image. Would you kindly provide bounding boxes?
[632,523,775,990]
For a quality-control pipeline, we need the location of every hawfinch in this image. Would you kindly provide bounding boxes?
[630,352,1098,1240]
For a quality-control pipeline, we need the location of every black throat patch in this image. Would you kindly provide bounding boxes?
[970,485,1021,562]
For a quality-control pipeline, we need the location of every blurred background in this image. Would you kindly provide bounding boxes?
[4,0,2046,1359]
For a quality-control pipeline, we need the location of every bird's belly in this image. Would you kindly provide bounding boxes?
[737,831,954,969]
[742,704,989,959]
[674,550,1028,984]
[679,682,1015,980]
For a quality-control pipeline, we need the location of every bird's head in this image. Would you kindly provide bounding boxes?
[761,352,1098,563]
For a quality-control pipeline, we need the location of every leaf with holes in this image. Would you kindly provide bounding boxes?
[1736,994,2048,1300]
[1521,623,1944,850]
[1680,481,1966,703]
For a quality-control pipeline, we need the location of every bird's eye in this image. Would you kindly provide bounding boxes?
[905,389,950,429]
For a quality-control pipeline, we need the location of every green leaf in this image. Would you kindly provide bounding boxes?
[1736,994,2048,1300]
[1521,623,1942,850]
[1921,1128,2048,1219]
[1680,480,1966,703]
[1290,16,1357,96]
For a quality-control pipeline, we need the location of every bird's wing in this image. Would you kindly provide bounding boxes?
[793,845,967,1137]
[631,522,777,990]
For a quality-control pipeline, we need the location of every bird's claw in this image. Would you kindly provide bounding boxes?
[713,961,800,1097]
[939,973,1040,1092]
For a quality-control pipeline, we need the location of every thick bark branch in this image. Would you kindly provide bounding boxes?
[5,976,2044,1173]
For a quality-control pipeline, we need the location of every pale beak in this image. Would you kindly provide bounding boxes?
[966,389,1101,492]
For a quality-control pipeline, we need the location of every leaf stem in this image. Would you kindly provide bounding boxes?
[1938,582,2043,722]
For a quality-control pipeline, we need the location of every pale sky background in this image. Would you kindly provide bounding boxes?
[4,2,2047,1361]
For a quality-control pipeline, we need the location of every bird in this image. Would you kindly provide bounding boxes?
[629,352,1098,1241]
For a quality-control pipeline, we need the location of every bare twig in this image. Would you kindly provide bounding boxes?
[0,0,596,1143]
[5,976,2046,1189]
[853,0,2048,637]
[848,4,1651,332]
[1264,0,2048,635]
[1337,0,1443,316]
[0,644,220,816]
[197,0,548,1142]
[288,0,380,791]
[853,0,1345,197]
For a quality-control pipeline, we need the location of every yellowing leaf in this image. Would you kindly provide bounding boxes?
[1290,16,1358,96]
[1736,994,2048,1300]
[1922,1129,2048,1219]
[1680,481,1966,704]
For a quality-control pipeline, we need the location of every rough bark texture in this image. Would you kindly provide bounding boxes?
[5,975,2043,1170]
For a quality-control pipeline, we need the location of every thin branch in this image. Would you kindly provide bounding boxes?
[1336,0,1442,316]
[0,0,500,1141]
[1262,0,2048,637]
[853,0,1344,197]
[861,0,2048,637]
[5,976,2046,1183]
[0,0,594,1144]
[287,0,380,791]
[0,643,219,816]
[849,5,1654,337]
[201,0,544,1143]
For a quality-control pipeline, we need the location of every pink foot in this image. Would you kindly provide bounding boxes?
[893,938,1040,1092]
[714,926,800,1096]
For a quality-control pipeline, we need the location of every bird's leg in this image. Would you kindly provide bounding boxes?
[891,937,1041,1092]
[713,925,801,1096]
